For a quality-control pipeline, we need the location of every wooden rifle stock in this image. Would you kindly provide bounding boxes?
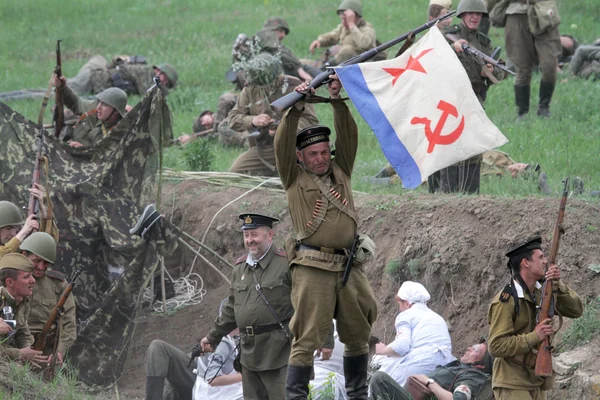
[535,178,569,377]
[32,269,81,352]
[53,39,65,138]
[27,128,45,217]
[270,11,456,112]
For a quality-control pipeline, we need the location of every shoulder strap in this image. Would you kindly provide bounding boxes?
[250,270,291,339]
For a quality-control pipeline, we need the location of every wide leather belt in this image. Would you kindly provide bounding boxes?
[296,243,345,255]
[243,319,290,336]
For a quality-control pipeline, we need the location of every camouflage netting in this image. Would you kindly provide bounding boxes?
[0,86,179,386]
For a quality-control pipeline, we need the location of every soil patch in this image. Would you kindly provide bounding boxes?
[115,180,600,399]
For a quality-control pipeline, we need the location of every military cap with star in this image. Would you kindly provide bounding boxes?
[505,236,542,259]
[296,125,331,150]
[238,213,280,230]
[0,253,34,272]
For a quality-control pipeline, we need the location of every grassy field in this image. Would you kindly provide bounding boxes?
[1,0,598,197]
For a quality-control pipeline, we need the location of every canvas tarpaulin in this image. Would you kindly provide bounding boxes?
[0,85,178,386]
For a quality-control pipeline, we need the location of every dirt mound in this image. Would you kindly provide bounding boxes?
[115,180,600,399]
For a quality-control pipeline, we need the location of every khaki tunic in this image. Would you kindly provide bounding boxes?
[0,219,59,258]
[28,271,77,356]
[487,279,583,392]
[62,86,119,148]
[207,245,293,372]
[228,75,318,175]
[317,19,376,64]
[0,287,34,360]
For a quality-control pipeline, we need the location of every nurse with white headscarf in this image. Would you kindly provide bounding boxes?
[371,281,455,387]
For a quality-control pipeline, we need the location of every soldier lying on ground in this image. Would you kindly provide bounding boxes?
[0,56,177,101]
[0,254,48,367]
[570,39,600,80]
[370,340,494,400]
[20,232,76,366]
[52,75,128,148]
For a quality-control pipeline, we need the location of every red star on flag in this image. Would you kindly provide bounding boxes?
[383,48,434,86]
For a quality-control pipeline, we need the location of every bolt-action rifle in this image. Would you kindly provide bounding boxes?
[445,33,516,77]
[271,11,456,112]
[535,178,569,377]
[53,40,65,138]
[27,128,46,218]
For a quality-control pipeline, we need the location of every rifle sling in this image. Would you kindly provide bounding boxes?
[249,269,291,340]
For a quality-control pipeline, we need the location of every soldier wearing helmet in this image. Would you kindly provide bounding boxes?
[309,0,377,65]
[256,17,320,82]
[438,0,506,195]
[0,185,59,258]
[227,53,319,176]
[153,63,178,89]
[19,232,76,365]
[52,74,128,148]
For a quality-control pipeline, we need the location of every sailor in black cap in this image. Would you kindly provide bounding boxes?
[487,236,583,400]
[199,212,295,399]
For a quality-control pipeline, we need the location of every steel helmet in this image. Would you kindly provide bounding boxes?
[96,87,128,117]
[456,0,488,18]
[154,63,179,88]
[0,201,24,229]
[20,232,57,263]
[338,0,363,17]
[263,17,290,35]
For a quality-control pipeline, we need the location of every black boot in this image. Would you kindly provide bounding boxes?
[537,81,555,118]
[145,376,165,400]
[344,354,369,400]
[286,364,313,400]
[514,85,530,122]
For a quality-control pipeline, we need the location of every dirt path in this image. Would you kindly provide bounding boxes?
[115,181,600,398]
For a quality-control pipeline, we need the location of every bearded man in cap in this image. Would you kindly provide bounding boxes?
[309,0,377,65]
[53,74,128,148]
[275,75,378,399]
[200,213,294,399]
[372,281,454,388]
[228,53,319,176]
[0,253,47,366]
[370,340,495,400]
[487,236,583,400]
[20,232,76,364]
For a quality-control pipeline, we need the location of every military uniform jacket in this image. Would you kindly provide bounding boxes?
[207,245,293,371]
[443,23,505,95]
[255,29,303,78]
[63,86,119,147]
[317,19,376,53]
[28,271,77,356]
[0,287,34,360]
[429,360,493,400]
[487,279,583,390]
[275,101,358,272]
[228,75,319,147]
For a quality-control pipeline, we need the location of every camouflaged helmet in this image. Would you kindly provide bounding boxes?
[0,201,24,229]
[244,53,283,87]
[263,17,290,35]
[338,0,363,17]
[456,0,488,17]
[96,87,128,117]
[20,232,57,263]
[154,63,179,88]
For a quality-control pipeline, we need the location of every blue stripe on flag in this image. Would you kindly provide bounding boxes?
[336,64,422,189]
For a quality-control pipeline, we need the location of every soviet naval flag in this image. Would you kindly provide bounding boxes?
[335,25,508,189]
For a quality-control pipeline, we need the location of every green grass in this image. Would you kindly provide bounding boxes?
[558,296,600,352]
[1,0,599,198]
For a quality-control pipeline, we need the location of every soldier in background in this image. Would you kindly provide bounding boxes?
[309,0,377,66]
[20,232,76,365]
[0,253,47,367]
[505,0,561,120]
[227,53,318,176]
[570,40,600,80]
[53,75,128,148]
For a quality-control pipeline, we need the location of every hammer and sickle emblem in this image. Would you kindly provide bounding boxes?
[411,100,465,153]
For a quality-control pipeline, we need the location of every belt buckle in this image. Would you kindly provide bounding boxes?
[245,326,254,336]
[320,247,335,254]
